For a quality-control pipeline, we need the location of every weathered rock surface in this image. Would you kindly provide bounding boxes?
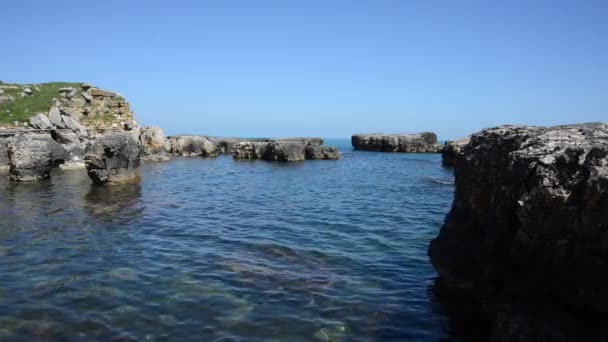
[139,126,170,161]
[428,123,608,340]
[234,139,340,162]
[0,94,14,104]
[85,134,141,185]
[29,113,53,130]
[233,142,271,159]
[305,145,340,160]
[265,142,306,162]
[48,106,64,128]
[0,137,9,171]
[352,132,439,152]
[7,133,69,181]
[166,135,217,157]
[440,137,470,166]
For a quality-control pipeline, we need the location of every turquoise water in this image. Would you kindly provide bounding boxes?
[0,139,457,341]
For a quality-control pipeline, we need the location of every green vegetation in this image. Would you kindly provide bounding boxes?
[0,82,80,124]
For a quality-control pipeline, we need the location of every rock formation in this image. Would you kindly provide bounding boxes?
[352,132,439,152]
[139,126,170,161]
[304,145,340,160]
[7,133,69,181]
[428,123,608,340]
[440,137,470,166]
[85,133,141,185]
[166,135,219,157]
[233,139,339,162]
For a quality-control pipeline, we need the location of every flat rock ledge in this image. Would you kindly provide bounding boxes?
[351,132,439,152]
[85,133,141,185]
[233,140,339,162]
[428,123,608,340]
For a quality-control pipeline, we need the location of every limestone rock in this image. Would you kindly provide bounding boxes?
[166,135,209,157]
[29,113,53,130]
[275,137,324,146]
[305,145,340,160]
[0,137,9,171]
[440,137,470,166]
[23,88,32,95]
[62,115,88,137]
[352,132,438,152]
[428,123,608,338]
[85,133,141,185]
[81,92,92,102]
[48,106,65,128]
[139,126,169,161]
[81,83,92,90]
[0,94,14,104]
[233,142,271,159]
[51,129,87,161]
[265,142,306,162]
[7,133,69,181]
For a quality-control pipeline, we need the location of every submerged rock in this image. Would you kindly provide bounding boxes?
[7,133,69,181]
[352,132,438,152]
[428,123,608,340]
[0,137,9,171]
[85,133,141,185]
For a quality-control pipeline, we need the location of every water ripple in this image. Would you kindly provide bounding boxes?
[0,141,455,341]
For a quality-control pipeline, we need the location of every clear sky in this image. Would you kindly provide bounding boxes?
[1,0,606,139]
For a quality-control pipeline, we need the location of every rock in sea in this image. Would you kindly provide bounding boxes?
[428,123,608,340]
[351,132,439,152]
[440,136,470,166]
[85,133,141,185]
[7,133,69,181]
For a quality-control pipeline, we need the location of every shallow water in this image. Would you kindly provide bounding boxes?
[0,139,458,341]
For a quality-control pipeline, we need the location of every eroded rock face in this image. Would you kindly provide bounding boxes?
[0,137,10,171]
[166,135,218,157]
[139,126,169,161]
[233,142,271,159]
[440,137,470,166]
[85,134,141,185]
[305,145,340,160]
[29,113,53,130]
[352,132,438,152]
[428,123,608,339]
[265,142,306,162]
[7,133,69,181]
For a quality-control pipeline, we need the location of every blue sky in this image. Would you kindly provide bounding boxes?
[1,0,606,139]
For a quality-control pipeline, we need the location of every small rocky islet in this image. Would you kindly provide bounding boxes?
[2,81,608,341]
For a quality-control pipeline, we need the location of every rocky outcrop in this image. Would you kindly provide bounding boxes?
[139,126,169,161]
[440,137,470,166]
[29,113,53,130]
[232,141,271,159]
[305,145,340,160]
[0,137,10,171]
[57,83,136,132]
[166,135,219,157]
[352,132,439,152]
[6,133,69,181]
[428,123,608,340]
[233,139,340,162]
[85,134,141,185]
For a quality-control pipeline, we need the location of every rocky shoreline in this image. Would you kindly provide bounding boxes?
[0,83,342,184]
[429,123,608,340]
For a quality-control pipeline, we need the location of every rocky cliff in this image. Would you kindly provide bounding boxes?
[428,123,608,340]
[351,132,439,152]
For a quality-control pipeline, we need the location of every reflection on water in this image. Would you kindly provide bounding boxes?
[0,142,458,341]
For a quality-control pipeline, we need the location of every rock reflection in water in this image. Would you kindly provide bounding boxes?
[84,181,143,221]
